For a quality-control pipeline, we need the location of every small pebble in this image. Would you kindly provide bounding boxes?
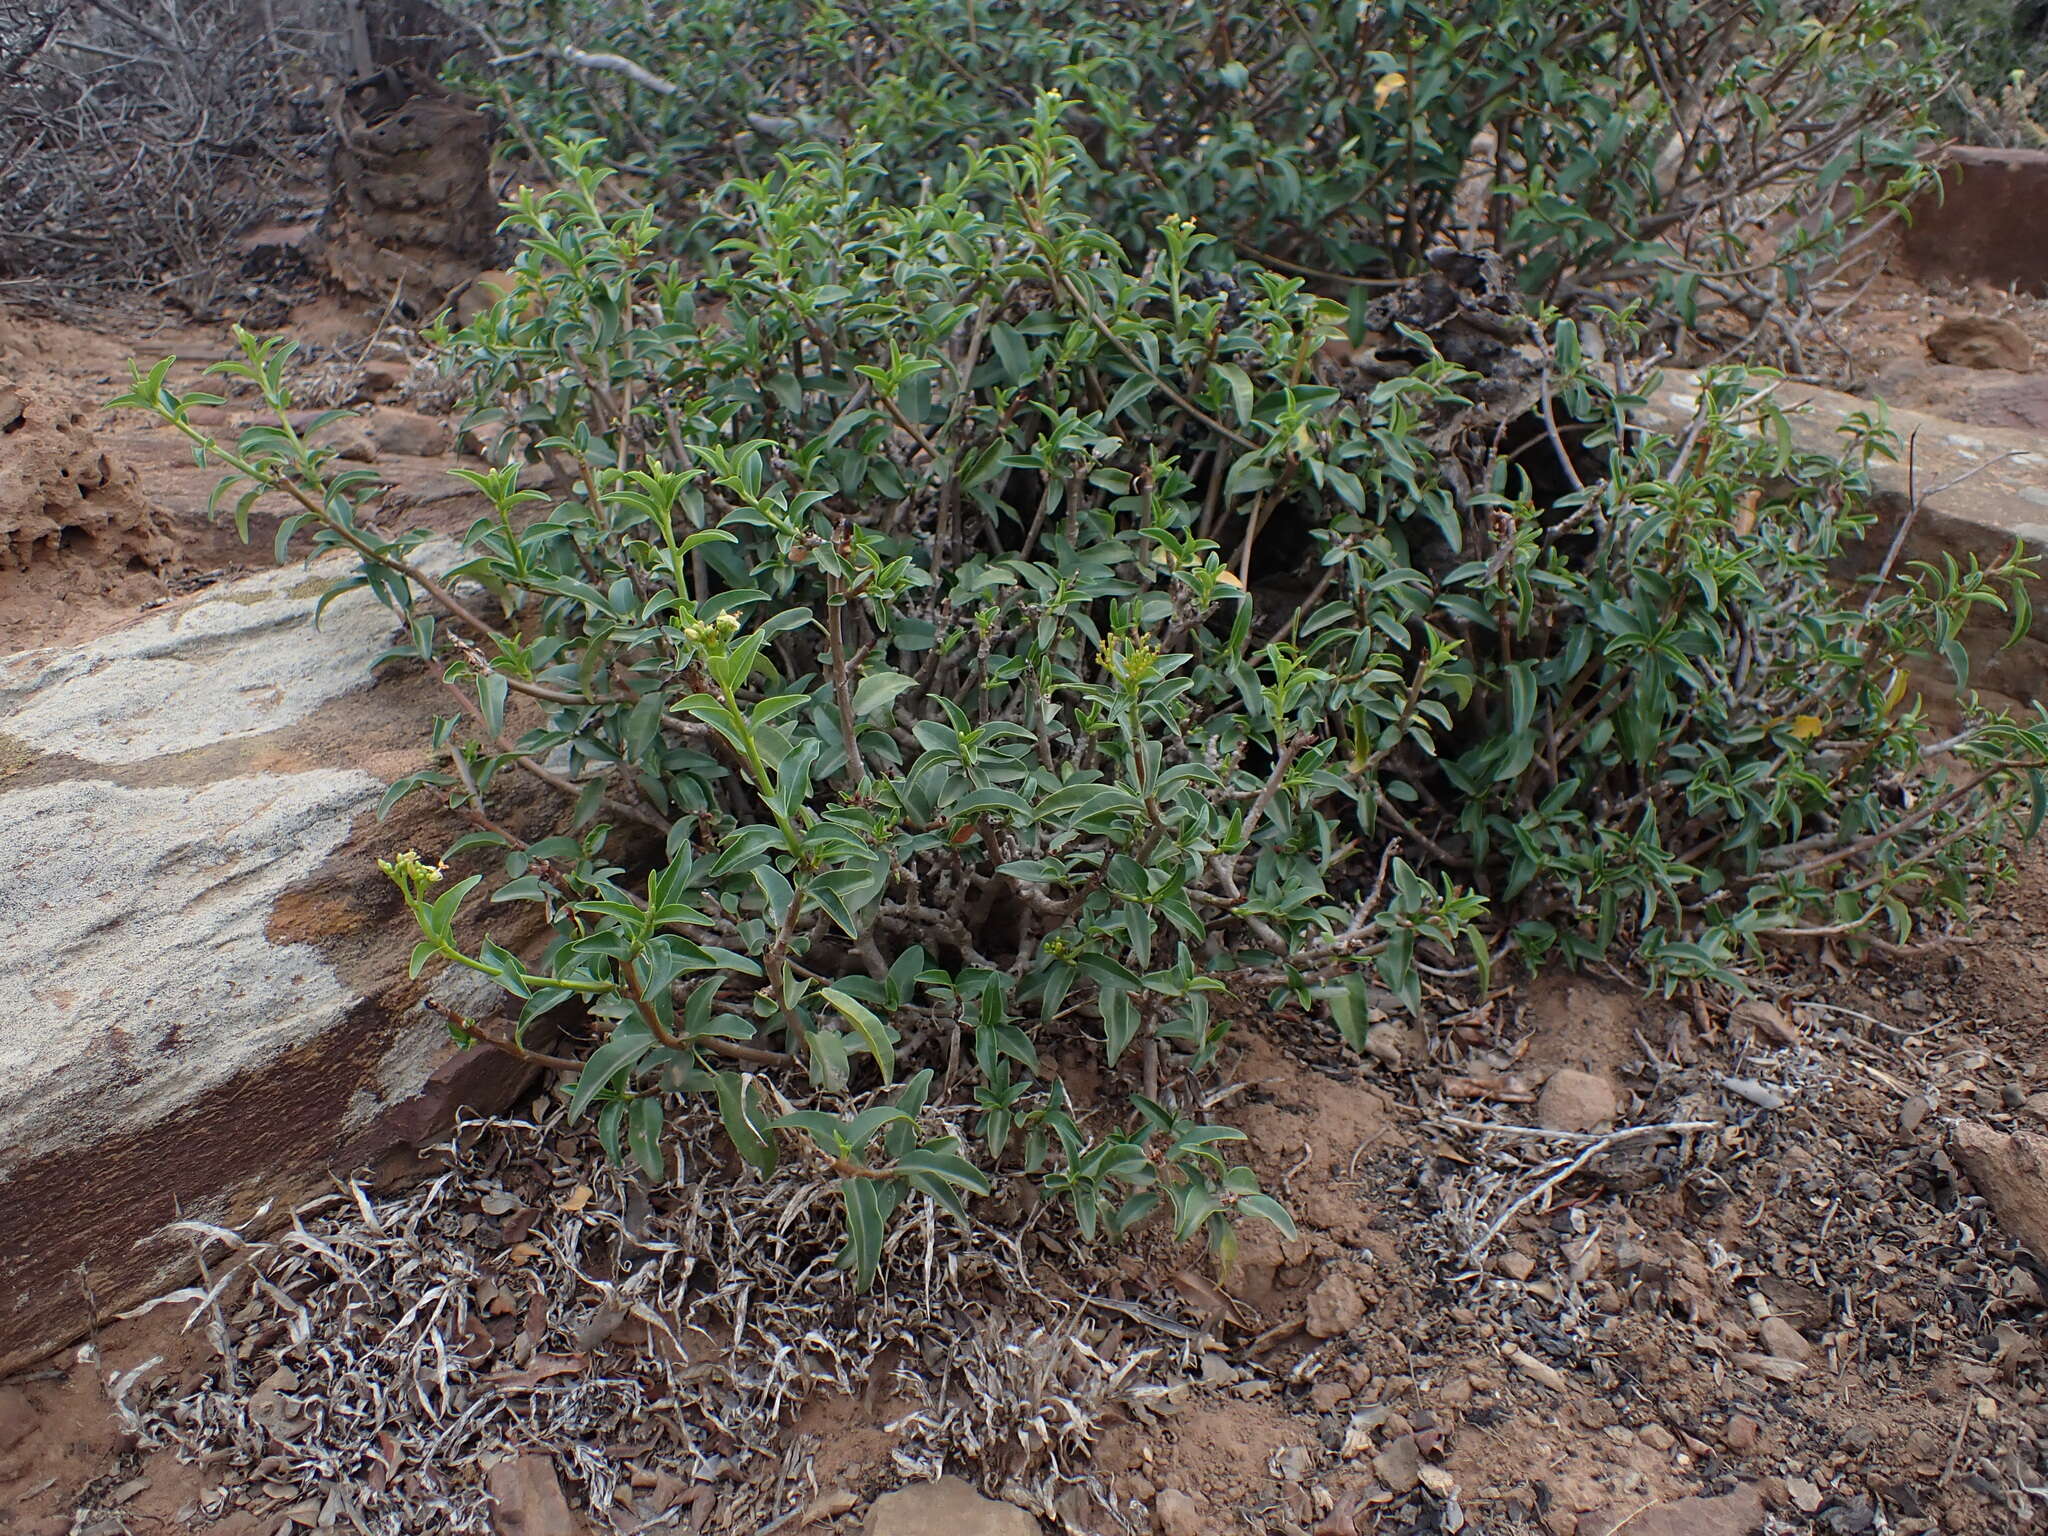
[1537,1069,1618,1132]
[1154,1488,1203,1536]
[1759,1316,1814,1363]
[1372,1433,1422,1493]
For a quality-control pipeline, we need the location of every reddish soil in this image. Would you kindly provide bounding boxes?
[0,298,477,653]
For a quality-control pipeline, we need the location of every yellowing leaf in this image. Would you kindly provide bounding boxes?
[1215,568,1245,589]
[1789,714,1825,741]
[1882,668,1910,715]
[1374,72,1407,109]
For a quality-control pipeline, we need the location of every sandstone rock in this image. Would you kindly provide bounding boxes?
[0,554,412,764]
[1952,1122,2048,1263]
[0,550,539,1374]
[1537,1069,1618,1133]
[286,411,380,463]
[1756,1315,1813,1363]
[1754,1275,1828,1332]
[1901,148,2048,296]
[1361,1020,1420,1068]
[0,1386,33,1452]
[1309,1379,1353,1412]
[1926,316,2032,373]
[862,1477,1040,1536]
[488,1454,581,1536]
[1730,999,1797,1045]
[1723,1414,1760,1452]
[1305,1270,1366,1338]
[313,79,500,307]
[0,383,170,574]
[357,359,410,400]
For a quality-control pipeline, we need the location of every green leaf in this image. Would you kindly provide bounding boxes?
[840,1175,891,1291]
[1234,1193,1298,1239]
[820,986,896,1083]
[1211,362,1255,426]
[567,1029,656,1122]
[1100,988,1141,1065]
[715,1071,778,1174]
[628,1095,666,1180]
[895,1147,992,1197]
[852,670,918,718]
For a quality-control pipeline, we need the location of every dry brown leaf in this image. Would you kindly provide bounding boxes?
[798,1488,859,1526]
[486,1353,586,1391]
[1443,1074,1537,1103]
[1169,1268,1234,1327]
[1731,489,1759,536]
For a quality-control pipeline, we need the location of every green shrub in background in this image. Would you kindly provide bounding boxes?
[452,0,1939,360]
[1922,0,2048,143]
[119,111,2044,1284]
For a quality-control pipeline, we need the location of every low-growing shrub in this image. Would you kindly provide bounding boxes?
[452,0,1940,358]
[120,113,2045,1284]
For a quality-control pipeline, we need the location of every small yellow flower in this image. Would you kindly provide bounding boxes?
[379,849,445,886]
[1788,714,1825,742]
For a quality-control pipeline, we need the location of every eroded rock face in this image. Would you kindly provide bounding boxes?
[0,551,536,1374]
[0,383,170,574]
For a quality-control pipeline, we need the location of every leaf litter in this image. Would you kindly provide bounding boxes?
[116,1096,1195,1534]
[87,943,2048,1536]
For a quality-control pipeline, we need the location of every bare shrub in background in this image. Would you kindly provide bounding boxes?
[0,0,466,303]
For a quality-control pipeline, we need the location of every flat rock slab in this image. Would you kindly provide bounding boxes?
[0,551,535,1374]
[1644,372,2048,706]
[2,775,375,1149]
[0,558,403,764]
